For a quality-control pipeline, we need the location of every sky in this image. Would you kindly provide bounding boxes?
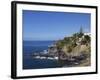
[23,10,90,41]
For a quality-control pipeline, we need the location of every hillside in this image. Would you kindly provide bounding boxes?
[48,29,91,66]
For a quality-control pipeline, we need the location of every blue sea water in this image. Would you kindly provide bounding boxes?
[23,41,54,55]
[23,41,62,69]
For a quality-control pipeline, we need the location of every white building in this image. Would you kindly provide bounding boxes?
[84,32,91,36]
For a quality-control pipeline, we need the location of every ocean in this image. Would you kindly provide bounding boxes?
[23,40,62,69]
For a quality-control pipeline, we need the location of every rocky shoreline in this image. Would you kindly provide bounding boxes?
[47,29,91,66]
[32,28,91,67]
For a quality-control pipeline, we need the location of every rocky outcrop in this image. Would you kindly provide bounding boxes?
[48,31,91,62]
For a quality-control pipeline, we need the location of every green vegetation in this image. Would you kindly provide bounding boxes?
[48,27,91,67]
[56,27,91,57]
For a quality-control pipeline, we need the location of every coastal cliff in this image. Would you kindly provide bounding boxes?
[48,28,91,66]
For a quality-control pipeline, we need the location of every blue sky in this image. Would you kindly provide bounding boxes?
[23,10,90,41]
